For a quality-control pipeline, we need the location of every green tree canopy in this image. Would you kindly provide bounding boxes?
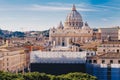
[0,71,97,80]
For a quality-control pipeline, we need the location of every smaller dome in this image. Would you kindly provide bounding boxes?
[58,21,64,29]
[82,22,91,30]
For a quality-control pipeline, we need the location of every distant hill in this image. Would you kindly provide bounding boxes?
[42,30,49,37]
[0,29,25,38]
[0,29,50,38]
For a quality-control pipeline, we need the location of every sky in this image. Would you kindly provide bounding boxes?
[0,0,120,31]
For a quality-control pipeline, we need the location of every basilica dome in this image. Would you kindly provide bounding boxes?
[65,5,83,28]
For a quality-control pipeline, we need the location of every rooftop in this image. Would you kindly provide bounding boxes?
[0,47,26,52]
[88,52,120,59]
[101,40,120,44]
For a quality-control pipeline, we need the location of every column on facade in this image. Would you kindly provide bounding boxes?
[65,37,67,46]
[56,37,58,46]
[53,40,56,47]
[60,37,62,46]
[75,37,78,42]
[66,37,70,47]
[58,37,60,46]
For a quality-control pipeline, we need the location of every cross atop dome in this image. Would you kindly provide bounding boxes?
[72,4,76,11]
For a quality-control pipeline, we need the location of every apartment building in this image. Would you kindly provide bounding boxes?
[98,27,120,41]
[0,47,30,73]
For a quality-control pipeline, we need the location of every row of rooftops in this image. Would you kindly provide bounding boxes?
[101,40,120,44]
[0,47,28,57]
[88,40,120,60]
[0,47,26,52]
[88,52,120,59]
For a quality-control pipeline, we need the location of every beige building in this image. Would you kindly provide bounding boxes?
[119,29,120,40]
[87,52,120,65]
[0,47,30,73]
[0,53,3,71]
[97,41,120,55]
[98,27,120,41]
[87,41,120,64]
[49,5,93,51]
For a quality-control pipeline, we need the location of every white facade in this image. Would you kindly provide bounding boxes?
[30,50,87,63]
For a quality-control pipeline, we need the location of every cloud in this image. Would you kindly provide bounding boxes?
[101,18,108,21]
[94,5,120,10]
[25,4,96,12]
[0,3,96,12]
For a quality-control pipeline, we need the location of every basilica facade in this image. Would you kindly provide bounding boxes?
[49,5,93,50]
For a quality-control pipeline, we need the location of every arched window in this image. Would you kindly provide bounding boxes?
[110,60,113,64]
[62,38,65,46]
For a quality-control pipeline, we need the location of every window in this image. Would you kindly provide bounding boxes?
[7,63,9,66]
[117,49,119,53]
[102,60,105,64]
[110,60,113,64]
[87,53,89,55]
[7,68,9,71]
[91,53,93,56]
[73,23,74,26]
[89,60,92,63]
[62,41,65,46]
[93,60,97,63]
[103,49,105,52]
[118,60,120,64]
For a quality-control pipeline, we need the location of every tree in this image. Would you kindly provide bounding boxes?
[0,71,97,80]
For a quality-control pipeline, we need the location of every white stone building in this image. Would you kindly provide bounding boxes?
[49,5,93,51]
[30,50,90,63]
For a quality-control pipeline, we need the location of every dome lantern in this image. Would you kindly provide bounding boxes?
[72,4,76,11]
